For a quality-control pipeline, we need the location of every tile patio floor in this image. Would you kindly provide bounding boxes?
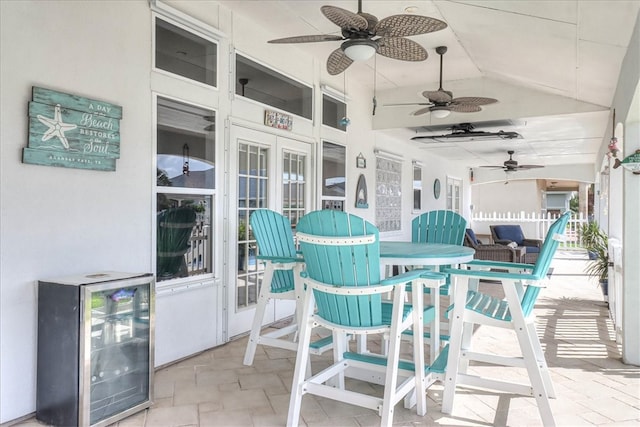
[16,251,640,426]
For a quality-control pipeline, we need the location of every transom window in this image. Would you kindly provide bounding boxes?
[322,94,347,131]
[235,54,312,119]
[155,18,217,87]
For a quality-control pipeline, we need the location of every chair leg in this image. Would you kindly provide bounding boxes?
[287,291,315,427]
[513,319,556,426]
[442,275,470,414]
[329,330,347,389]
[243,265,274,366]
[527,321,556,398]
[411,278,427,417]
[504,284,556,426]
[243,291,269,365]
[380,289,406,427]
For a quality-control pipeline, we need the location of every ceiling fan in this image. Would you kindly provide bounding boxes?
[267,0,447,75]
[480,151,544,172]
[412,123,521,142]
[387,46,498,118]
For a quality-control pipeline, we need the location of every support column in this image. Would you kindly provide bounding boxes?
[622,120,640,366]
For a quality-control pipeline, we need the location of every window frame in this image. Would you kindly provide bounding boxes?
[153,92,217,286]
[412,161,423,213]
[446,176,463,214]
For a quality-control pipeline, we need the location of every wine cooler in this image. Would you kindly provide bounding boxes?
[36,272,155,427]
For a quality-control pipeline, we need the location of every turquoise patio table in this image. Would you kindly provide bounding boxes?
[380,242,475,268]
[379,241,475,362]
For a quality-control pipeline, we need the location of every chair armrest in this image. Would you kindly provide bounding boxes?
[493,238,514,246]
[522,238,543,248]
[442,266,539,283]
[380,269,446,286]
[466,259,534,271]
[256,255,301,264]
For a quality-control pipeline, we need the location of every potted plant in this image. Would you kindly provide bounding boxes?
[579,221,602,260]
[584,227,609,302]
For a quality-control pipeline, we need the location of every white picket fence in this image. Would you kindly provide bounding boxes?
[471,211,588,248]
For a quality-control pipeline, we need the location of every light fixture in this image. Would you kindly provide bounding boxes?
[430,107,451,119]
[342,39,377,61]
[620,149,640,174]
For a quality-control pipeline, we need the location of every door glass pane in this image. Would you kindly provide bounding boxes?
[157,97,215,189]
[282,150,306,227]
[237,143,268,310]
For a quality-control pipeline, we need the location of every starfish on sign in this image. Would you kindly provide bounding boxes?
[37,104,77,149]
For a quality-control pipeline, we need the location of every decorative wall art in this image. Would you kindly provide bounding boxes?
[433,178,441,199]
[23,87,122,171]
[356,153,366,168]
[264,110,293,130]
[355,174,368,208]
[375,155,402,232]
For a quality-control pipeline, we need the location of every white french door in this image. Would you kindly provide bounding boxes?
[227,124,312,338]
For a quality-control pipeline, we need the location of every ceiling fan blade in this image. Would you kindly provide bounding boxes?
[451,96,498,106]
[321,5,368,31]
[268,34,344,44]
[377,37,427,61]
[449,103,482,113]
[412,106,432,116]
[384,102,432,107]
[478,165,505,169]
[374,14,447,37]
[423,90,452,103]
[326,48,353,75]
[517,165,544,169]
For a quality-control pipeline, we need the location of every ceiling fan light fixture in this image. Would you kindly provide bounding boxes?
[342,39,377,61]
[431,107,451,119]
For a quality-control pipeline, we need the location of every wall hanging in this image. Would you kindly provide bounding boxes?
[355,174,368,208]
[23,86,122,171]
[356,153,366,168]
[264,110,292,130]
[433,178,441,199]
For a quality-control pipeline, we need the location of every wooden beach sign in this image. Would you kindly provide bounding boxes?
[23,87,123,171]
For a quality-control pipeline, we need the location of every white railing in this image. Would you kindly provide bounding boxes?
[187,222,210,275]
[471,211,588,248]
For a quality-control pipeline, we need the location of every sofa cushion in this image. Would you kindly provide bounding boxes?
[525,245,540,253]
[466,228,479,246]
[493,225,525,245]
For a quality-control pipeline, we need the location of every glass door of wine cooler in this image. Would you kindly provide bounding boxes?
[80,275,154,426]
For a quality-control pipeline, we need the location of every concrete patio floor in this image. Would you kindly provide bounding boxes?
[16,251,640,426]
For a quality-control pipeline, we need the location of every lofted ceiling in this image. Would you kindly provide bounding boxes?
[219,1,640,177]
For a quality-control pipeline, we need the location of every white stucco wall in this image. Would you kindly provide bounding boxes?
[0,1,154,421]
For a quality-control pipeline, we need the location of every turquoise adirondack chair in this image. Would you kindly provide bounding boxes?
[411,210,467,341]
[243,209,331,366]
[287,210,446,427]
[441,211,571,427]
[156,207,197,280]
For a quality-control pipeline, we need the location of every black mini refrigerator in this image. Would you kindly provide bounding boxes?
[36,272,155,427]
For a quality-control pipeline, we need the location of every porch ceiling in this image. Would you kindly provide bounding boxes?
[218,1,640,176]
